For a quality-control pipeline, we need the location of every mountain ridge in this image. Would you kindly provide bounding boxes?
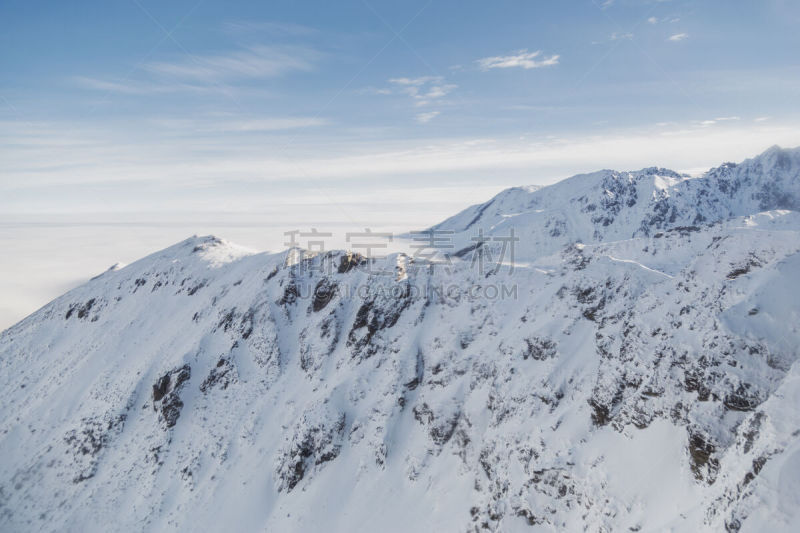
[436,145,798,231]
[1,147,800,532]
[429,145,800,259]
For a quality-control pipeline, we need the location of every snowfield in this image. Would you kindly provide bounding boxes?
[1,146,800,532]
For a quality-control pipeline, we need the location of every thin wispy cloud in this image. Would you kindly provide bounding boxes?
[74,44,319,96]
[73,76,164,95]
[694,117,739,127]
[477,49,560,70]
[6,0,797,220]
[145,45,319,81]
[5,118,799,192]
[421,85,455,101]
[388,76,440,88]
[648,16,680,25]
[592,32,634,45]
[416,111,440,123]
[221,20,317,36]
[72,76,221,95]
[151,116,330,133]
[358,86,393,96]
[382,76,457,117]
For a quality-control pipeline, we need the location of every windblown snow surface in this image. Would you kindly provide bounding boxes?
[2,146,800,532]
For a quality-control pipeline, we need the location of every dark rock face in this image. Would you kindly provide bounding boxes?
[413,403,461,447]
[726,255,762,280]
[688,431,720,484]
[347,283,413,360]
[311,279,338,312]
[152,374,171,402]
[63,413,127,483]
[152,364,191,428]
[522,337,557,361]
[723,384,761,412]
[276,410,346,492]
[65,298,100,321]
[338,252,367,274]
[452,241,482,259]
[278,280,300,307]
[588,398,612,427]
[200,358,237,393]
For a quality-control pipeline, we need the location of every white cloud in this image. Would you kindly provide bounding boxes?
[610,32,634,40]
[151,116,329,132]
[477,49,560,70]
[74,44,319,96]
[144,45,318,81]
[72,76,229,95]
[668,33,688,42]
[73,76,160,95]
[357,86,393,96]
[5,118,799,191]
[388,76,440,86]
[421,85,453,99]
[649,16,680,25]
[592,32,633,45]
[601,0,614,8]
[754,116,771,122]
[221,20,317,36]
[692,117,739,127]
[415,111,440,123]
[384,76,457,111]
[7,119,798,331]
[416,84,457,106]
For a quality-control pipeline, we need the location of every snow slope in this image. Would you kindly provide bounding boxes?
[1,147,800,532]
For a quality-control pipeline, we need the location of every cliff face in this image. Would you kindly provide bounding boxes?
[2,147,800,532]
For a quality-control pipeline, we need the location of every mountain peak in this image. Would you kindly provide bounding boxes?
[428,147,800,259]
[748,144,800,170]
[153,235,255,265]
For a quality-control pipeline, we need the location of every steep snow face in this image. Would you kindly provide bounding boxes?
[2,148,800,532]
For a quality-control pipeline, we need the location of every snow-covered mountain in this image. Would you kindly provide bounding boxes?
[431,145,800,261]
[2,146,800,532]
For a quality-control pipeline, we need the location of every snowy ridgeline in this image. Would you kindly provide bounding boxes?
[1,146,800,532]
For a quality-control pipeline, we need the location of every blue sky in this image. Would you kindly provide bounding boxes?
[1,0,800,329]
[2,0,800,217]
